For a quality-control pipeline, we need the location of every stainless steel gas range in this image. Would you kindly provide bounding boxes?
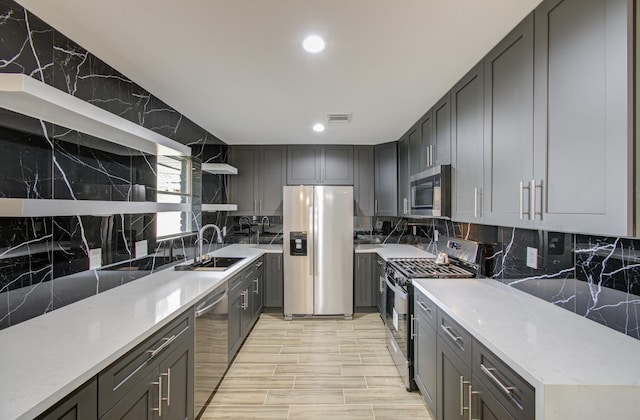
[384,237,481,391]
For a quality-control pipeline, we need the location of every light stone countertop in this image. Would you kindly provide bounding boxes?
[413,278,640,420]
[0,244,266,420]
[354,243,436,259]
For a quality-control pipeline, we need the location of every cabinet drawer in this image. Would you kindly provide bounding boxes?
[472,340,535,420]
[414,288,437,329]
[98,309,193,417]
[229,272,245,295]
[437,310,472,366]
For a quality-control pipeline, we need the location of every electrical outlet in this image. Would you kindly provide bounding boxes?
[526,247,538,269]
[222,226,227,237]
[412,225,417,235]
[434,229,439,242]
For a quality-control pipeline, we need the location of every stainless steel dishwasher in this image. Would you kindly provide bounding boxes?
[194,283,228,418]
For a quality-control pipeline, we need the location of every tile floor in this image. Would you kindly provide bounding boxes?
[201,313,433,419]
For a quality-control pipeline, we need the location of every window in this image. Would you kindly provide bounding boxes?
[156,156,191,237]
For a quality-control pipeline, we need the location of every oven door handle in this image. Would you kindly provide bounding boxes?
[385,277,408,299]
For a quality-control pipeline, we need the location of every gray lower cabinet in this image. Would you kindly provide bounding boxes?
[37,379,97,420]
[374,142,398,217]
[451,62,484,223]
[228,258,264,360]
[287,145,354,185]
[482,13,534,228]
[532,0,633,236]
[413,290,437,415]
[98,310,194,420]
[353,253,375,309]
[436,337,471,420]
[353,146,375,216]
[397,137,410,216]
[229,146,286,216]
[264,254,283,308]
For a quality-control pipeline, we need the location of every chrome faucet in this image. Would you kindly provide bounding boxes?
[238,216,252,236]
[197,224,223,262]
[261,216,270,227]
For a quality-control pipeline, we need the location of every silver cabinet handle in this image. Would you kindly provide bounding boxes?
[255,261,263,269]
[259,200,262,214]
[254,278,259,295]
[148,335,177,360]
[519,181,524,220]
[473,188,478,218]
[441,324,462,346]
[410,315,416,339]
[459,376,471,416]
[152,376,163,416]
[431,145,435,166]
[162,368,171,406]
[480,363,520,407]
[195,292,227,317]
[530,180,535,221]
[417,300,432,314]
[243,289,249,309]
[379,277,385,293]
[374,199,378,214]
[426,146,431,167]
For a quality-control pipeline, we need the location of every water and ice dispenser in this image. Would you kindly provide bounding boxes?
[289,231,307,256]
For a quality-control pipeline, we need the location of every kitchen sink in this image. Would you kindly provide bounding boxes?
[174,256,245,271]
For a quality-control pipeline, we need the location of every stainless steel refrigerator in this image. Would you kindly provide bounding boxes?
[283,185,353,319]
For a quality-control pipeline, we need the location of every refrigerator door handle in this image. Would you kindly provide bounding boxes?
[309,205,314,276]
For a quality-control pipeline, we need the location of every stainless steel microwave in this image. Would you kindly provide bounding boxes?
[410,165,451,217]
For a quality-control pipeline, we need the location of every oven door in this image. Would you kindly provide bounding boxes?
[385,275,412,390]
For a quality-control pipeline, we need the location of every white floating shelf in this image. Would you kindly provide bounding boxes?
[201,204,238,212]
[0,198,191,217]
[202,163,238,175]
[0,74,191,157]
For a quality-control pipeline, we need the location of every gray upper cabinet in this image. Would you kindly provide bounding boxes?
[229,146,286,215]
[408,123,423,176]
[374,142,398,217]
[451,63,484,223]
[419,111,433,171]
[432,92,451,167]
[482,13,534,228]
[287,145,353,185]
[532,0,633,236]
[353,146,375,216]
[397,136,410,216]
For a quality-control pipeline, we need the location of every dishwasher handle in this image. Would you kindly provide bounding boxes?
[195,290,227,317]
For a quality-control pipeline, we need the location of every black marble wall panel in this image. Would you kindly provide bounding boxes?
[0,0,227,329]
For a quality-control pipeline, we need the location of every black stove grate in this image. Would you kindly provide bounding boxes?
[387,258,475,279]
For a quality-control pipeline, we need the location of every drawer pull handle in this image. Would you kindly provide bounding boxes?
[417,300,432,313]
[480,363,522,410]
[162,368,171,406]
[254,278,260,295]
[148,335,177,359]
[440,324,463,346]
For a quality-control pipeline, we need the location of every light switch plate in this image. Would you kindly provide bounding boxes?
[434,229,439,242]
[135,240,148,259]
[412,225,417,235]
[89,248,102,270]
[526,246,538,269]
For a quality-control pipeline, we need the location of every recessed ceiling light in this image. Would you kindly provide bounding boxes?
[303,35,325,53]
[312,123,325,132]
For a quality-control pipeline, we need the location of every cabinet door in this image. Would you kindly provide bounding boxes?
[354,253,374,308]
[322,145,354,185]
[483,13,534,228]
[414,316,437,414]
[533,0,632,236]
[38,380,97,420]
[374,142,398,216]
[160,339,194,420]
[433,92,452,166]
[396,138,409,216]
[408,123,423,176]
[471,377,515,420]
[420,111,433,170]
[228,290,243,359]
[287,145,321,184]
[101,370,159,420]
[228,147,258,215]
[451,62,484,223]
[258,146,286,215]
[437,337,472,420]
[251,272,263,320]
[375,258,385,316]
[353,146,375,216]
[264,254,283,308]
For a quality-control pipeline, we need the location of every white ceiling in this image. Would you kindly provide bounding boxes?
[16,0,542,145]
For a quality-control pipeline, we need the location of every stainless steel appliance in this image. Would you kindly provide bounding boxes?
[384,236,480,390]
[410,165,451,217]
[283,185,354,319]
[194,283,228,418]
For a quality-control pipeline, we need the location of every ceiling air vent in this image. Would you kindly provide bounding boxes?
[327,113,352,123]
